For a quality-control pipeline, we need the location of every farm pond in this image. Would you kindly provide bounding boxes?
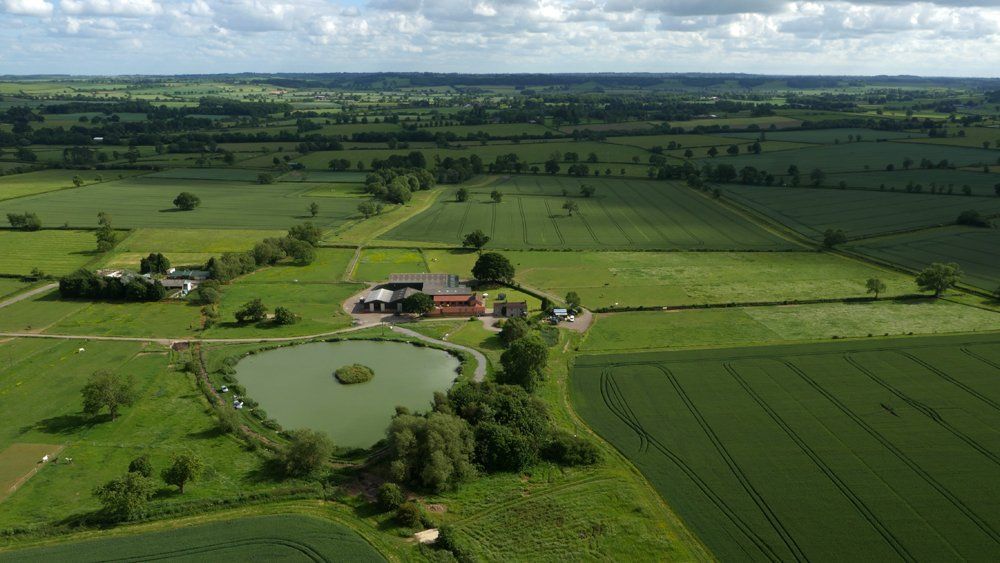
[234,340,461,448]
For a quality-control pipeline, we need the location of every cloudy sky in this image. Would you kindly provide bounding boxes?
[0,0,997,76]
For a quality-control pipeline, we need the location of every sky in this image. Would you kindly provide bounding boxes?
[0,0,998,77]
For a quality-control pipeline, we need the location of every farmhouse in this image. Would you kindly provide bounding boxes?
[363,273,485,316]
[493,301,528,318]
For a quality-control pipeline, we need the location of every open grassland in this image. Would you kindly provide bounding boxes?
[0,230,98,276]
[384,177,792,250]
[425,249,913,308]
[849,227,1000,291]
[201,281,361,338]
[571,333,1000,561]
[240,248,356,283]
[581,299,1000,352]
[703,141,998,175]
[0,176,360,230]
[724,184,1000,240]
[0,514,385,562]
[0,170,145,202]
[352,248,426,281]
[104,227,287,269]
[0,338,274,528]
[0,444,64,502]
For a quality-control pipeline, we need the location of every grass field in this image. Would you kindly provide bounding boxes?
[424,249,914,308]
[849,227,1000,291]
[0,278,31,299]
[582,299,1000,352]
[722,128,925,144]
[571,333,1000,561]
[0,230,99,276]
[828,168,1000,196]
[384,177,793,250]
[105,227,288,269]
[724,184,1000,240]
[0,514,385,562]
[352,248,426,281]
[0,338,274,527]
[0,176,361,230]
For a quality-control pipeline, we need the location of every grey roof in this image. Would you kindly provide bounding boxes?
[364,288,395,303]
[389,273,460,287]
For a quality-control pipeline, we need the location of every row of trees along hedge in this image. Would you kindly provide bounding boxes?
[59,270,166,301]
[206,222,321,282]
[362,167,435,204]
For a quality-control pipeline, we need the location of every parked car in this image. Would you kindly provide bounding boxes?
[568,315,576,322]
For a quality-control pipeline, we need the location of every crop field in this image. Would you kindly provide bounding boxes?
[0,514,385,562]
[384,177,792,250]
[702,141,998,175]
[722,128,925,144]
[724,184,1000,239]
[849,227,1000,291]
[423,249,913,308]
[571,333,1000,561]
[582,299,1000,352]
[0,170,142,202]
[0,176,360,229]
[0,230,98,276]
[829,168,1000,196]
[353,248,426,281]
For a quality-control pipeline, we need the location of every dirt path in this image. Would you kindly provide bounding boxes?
[389,325,487,382]
[0,283,58,310]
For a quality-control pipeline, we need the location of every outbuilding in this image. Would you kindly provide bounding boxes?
[493,301,528,318]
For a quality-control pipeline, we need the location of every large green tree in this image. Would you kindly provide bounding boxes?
[499,316,530,347]
[281,429,334,477]
[161,452,204,493]
[402,292,435,315]
[172,192,201,211]
[462,229,491,252]
[82,370,135,421]
[472,252,514,284]
[915,262,962,297]
[387,412,475,492]
[93,472,154,521]
[499,335,549,392]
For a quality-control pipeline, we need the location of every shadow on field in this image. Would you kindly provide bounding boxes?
[27,412,104,435]
[157,208,185,213]
[245,458,287,483]
[187,426,226,440]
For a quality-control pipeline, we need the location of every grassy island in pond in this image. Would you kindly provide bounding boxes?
[335,363,375,384]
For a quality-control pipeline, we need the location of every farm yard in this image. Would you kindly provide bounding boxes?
[571,334,1000,561]
[384,177,793,249]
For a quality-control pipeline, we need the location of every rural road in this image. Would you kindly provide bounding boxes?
[0,283,58,310]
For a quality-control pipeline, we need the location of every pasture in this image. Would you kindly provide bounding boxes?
[724,184,1000,240]
[582,299,1000,352]
[0,338,271,527]
[0,514,385,562]
[829,168,1000,196]
[571,333,1000,561]
[384,177,792,250]
[0,230,98,276]
[0,176,360,230]
[849,227,1000,291]
[0,278,31,299]
[0,444,63,503]
[423,250,914,308]
[722,128,925,144]
[0,170,144,202]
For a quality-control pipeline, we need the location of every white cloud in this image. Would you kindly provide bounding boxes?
[2,0,54,17]
[60,0,161,17]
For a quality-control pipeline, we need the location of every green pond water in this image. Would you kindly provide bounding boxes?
[235,340,460,448]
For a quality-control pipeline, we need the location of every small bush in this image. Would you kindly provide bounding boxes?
[377,482,405,511]
[541,431,601,466]
[334,364,374,384]
[396,501,423,528]
[128,454,153,478]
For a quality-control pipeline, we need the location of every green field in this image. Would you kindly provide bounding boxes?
[571,333,1000,560]
[849,227,1000,291]
[724,184,1000,239]
[582,300,1000,352]
[0,514,385,561]
[0,230,99,276]
[384,177,792,250]
[828,168,1000,196]
[723,128,925,144]
[0,278,31,299]
[703,141,997,175]
[0,170,145,202]
[352,248,426,281]
[0,338,273,527]
[424,249,913,308]
[0,176,360,230]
